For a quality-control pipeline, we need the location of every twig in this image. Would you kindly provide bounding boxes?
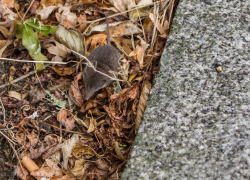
[0,131,16,145]
[131,0,146,42]
[7,138,26,177]
[0,64,50,89]
[78,0,162,26]
[150,3,159,51]
[0,57,67,64]
[39,122,86,135]
[22,0,35,21]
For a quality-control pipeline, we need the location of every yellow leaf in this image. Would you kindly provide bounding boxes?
[129,45,144,68]
[129,73,137,82]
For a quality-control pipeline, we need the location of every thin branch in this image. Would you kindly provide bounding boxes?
[0,64,50,89]
[0,57,67,64]
[79,0,163,31]
[22,0,35,21]
[39,122,86,135]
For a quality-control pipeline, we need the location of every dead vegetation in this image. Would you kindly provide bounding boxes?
[0,0,178,179]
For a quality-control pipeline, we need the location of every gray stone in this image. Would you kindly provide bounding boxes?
[121,0,250,179]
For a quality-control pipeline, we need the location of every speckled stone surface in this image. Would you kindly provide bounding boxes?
[121,0,250,179]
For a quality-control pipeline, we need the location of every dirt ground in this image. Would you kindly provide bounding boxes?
[0,62,16,180]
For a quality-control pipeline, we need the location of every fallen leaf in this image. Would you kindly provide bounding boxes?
[119,59,130,81]
[58,6,77,28]
[109,21,142,37]
[47,41,71,57]
[8,91,22,100]
[95,159,110,171]
[128,73,137,82]
[85,33,107,53]
[30,1,40,14]
[137,35,149,51]
[135,80,151,132]
[114,141,126,161]
[149,13,169,34]
[41,0,58,7]
[109,0,135,12]
[129,0,152,20]
[54,25,85,55]
[70,159,90,180]
[57,109,76,131]
[69,72,84,107]
[87,117,96,133]
[26,129,38,147]
[72,145,95,159]
[50,65,76,76]
[0,2,17,27]
[129,45,144,68]
[2,0,14,8]
[29,86,47,104]
[112,37,132,56]
[37,6,58,20]
[61,134,80,170]
[17,164,29,180]
[77,13,87,32]
[30,159,63,179]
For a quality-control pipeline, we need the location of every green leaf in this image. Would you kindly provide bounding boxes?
[25,18,58,37]
[14,18,58,71]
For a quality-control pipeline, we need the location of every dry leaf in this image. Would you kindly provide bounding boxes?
[85,33,107,53]
[69,72,84,107]
[109,0,135,12]
[30,159,63,179]
[37,6,58,20]
[119,59,130,81]
[29,86,47,104]
[77,14,87,32]
[2,0,14,8]
[70,159,90,180]
[135,80,151,132]
[89,21,122,34]
[129,45,144,68]
[50,65,76,76]
[109,22,142,37]
[112,37,132,56]
[137,35,149,52]
[54,25,85,55]
[149,13,169,34]
[0,1,17,27]
[58,6,77,28]
[72,145,95,159]
[41,0,57,7]
[61,134,80,170]
[8,91,22,100]
[27,130,38,147]
[87,117,96,133]
[114,141,126,161]
[17,164,29,180]
[47,41,71,57]
[128,73,137,82]
[129,0,152,20]
[57,109,76,131]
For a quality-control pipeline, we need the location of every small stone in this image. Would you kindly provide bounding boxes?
[216,66,223,72]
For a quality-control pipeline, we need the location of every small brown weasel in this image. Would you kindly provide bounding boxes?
[83,15,120,100]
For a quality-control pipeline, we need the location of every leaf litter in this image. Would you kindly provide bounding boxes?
[0,0,179,179]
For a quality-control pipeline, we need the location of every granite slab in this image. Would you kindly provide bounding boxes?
[122,0,250,179]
